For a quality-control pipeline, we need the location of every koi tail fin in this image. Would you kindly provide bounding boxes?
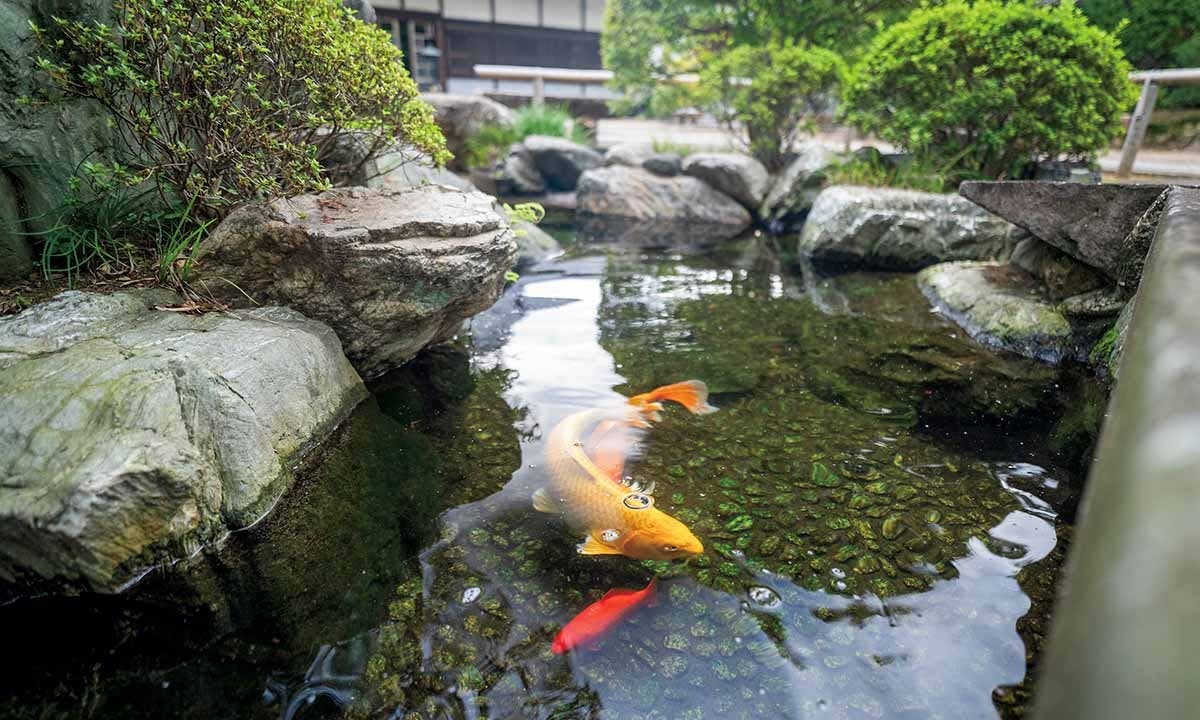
[629,380,717,415]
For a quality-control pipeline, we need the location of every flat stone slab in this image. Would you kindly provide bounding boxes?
[918,261,1074,363]
[959,181,1170,277]
[0,290,366,595]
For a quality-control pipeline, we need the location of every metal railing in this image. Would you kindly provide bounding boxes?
[1117,68,1200,177]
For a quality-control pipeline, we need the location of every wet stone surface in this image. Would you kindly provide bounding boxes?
[0,230,1087,720]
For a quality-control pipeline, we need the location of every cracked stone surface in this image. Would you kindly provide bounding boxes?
[800,186,1023,271]
[192,185,517,379]
[0,289,366,595]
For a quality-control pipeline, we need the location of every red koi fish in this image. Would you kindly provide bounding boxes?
[551,578,659,654]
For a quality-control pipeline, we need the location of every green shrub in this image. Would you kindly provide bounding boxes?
[463,104,588,168]
[33,0,448,217]
[824,153,965,194]
[699,41,845,171]
[1081,0,1200,109]
[842,1,1137,179]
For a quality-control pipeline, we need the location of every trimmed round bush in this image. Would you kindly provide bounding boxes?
[842,0,1137,179]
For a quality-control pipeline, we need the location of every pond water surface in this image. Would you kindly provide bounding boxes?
[0,228,1094,720]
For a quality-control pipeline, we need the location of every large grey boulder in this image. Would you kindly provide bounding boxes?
[0,172,32,283]
[681,152,770,211]
[577,165,752,239]
[959,181,1169,277]
[369,147,474,192]
[760,144,839,231]
[192,185,516,379]
[918,261,1074,363]
[522,135,602,191]
[319,134,472,191]
[0,289,366,594]
[603,143,653,168]
[1,1,116,273]
[423,93,515,171]
[496,142,546,195]
[799,186,1022,271]
[642,152,682,177]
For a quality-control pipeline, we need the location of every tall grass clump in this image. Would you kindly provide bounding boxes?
[464,104,589,168]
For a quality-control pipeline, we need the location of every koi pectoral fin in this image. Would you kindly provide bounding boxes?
[577,535,623,556]
[532,488,556,513]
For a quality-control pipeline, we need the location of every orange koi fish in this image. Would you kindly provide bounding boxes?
[552,578,658,654]
[533,380,716,561]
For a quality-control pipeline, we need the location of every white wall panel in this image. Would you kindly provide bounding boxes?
[542,0,582,29]
[496,0,539,26]
[584,0,605,32]
[443,0,491,21]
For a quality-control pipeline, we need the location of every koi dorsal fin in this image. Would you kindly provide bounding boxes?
[568,442,623,488]
[600,587,640,600]
[585,418,630,483]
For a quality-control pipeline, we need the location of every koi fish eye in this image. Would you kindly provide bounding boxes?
[663,545,679,553]
[622,493,653,510]
[601,529,621,542]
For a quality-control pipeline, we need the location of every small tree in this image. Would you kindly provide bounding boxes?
[34,0,449,217]
[842,0,1137,179]
[699,41,845,171]
[1080,0,1200,109]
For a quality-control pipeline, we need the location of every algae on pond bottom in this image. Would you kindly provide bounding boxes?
[350,240,1083,720]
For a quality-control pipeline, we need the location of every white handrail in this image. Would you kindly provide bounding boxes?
[1128,68,1200,86]
[472,64,614,107]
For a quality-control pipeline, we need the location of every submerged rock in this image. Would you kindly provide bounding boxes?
[760,144,839,232]
[577,165,752,241]
[918,261,1074,363]
[0,289,366,595]
[522,135,603,191]
[799,186,1022,271]
[423,93,515,171]
[192,185,516,379]
[682,152,770,211]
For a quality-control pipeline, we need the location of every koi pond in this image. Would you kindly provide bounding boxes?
[0,226,1097,719]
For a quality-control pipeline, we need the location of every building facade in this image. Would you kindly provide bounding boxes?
[373,0,613,100]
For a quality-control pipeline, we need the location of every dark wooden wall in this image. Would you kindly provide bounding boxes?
[444,21,602,78]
